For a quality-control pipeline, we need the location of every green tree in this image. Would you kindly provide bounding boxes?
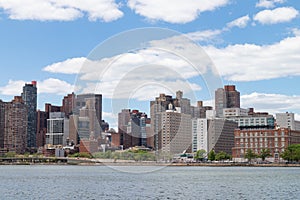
[215,151,231,161]
[194,149,206,162]
[259,148,271,161]
[208,150,215,161]
[245,149,257,163]
[281,144,300,162]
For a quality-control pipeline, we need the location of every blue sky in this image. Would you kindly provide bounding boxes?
[0,0,300,128]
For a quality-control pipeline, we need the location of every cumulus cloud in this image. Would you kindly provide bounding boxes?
[227,15,250,28]
[0,0,123,22]
[0,78,74,96]
[42,34,225,101]
[185,30,223,42]
[0,80,25,96]
[205,35,300,81]
[253,7,299,25]
[43,57,86,74]
[44,29,300,84]
[291,28,300,36]
[38,78,74,95]
[255,0,285,8]
[241,92,300,117]
[127,0,229,23]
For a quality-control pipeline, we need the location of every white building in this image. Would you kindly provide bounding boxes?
[192,118,238,155]
[192,118,208,153]
[46,112,69,146]
[276,112,300,131]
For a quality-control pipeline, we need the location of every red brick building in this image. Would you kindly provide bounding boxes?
[232,128,300,159]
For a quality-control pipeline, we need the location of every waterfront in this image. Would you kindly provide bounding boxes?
[0,166,299,199]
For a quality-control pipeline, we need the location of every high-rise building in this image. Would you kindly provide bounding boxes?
[190,101,213,119]
[0,100,5,150]
[118,109,149,149]
[45,103,62,116]
[192,118,238,155]
[158,110,192,155]
[150,91,193,152]
[74,94,102,125]
[276,112,300,131]
[150,93,173,151]
[62,92,75,118]
[215,85,240,117]
[36,110,47,148]
[69,115,79,145]
[45,112,69,146]
[0,97,28,154]
[22,81,37,149]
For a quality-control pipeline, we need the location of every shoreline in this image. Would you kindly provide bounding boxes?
[0,157,299,167]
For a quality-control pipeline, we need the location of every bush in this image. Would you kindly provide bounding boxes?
[5,152,16,158]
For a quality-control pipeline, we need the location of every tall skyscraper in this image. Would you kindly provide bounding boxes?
[118,109,149,149]
[36,110,47,148]
[192,118,238,155]
[150,93,174,151]
[0,97,28,154]
[46,112,69,146]
[62,92,75,118]
[159,110,192,155]
[151,91,193,155]
[215,85,240,117]
[22,81,37,149]
[74,94,102,125]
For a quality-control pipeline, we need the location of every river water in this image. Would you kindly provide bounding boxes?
[0,165,299,199]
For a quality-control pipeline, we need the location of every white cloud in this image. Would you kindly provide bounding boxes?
[185,30,222,42]
[44,29,300,85]
[227,15,250,28]
[241,92,300,118]
[0,80,25,95]
[43,57,86,74]
[256,0,285,8]
[205,35,300,81]
[0,78,74,96]
[0,0,123,22]
[254,7,299,25]
[291,28,300,36]
[38,78,74,95]
[127,0,229,23]
[42,33,225,101]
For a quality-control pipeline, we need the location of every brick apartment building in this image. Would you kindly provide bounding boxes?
[232,128,300,159]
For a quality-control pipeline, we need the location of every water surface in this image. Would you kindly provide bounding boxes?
[0,165,299,199]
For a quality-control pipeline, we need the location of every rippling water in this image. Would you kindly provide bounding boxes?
[0,165,299,199]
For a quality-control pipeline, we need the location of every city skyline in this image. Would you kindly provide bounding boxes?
[0,0,299,129]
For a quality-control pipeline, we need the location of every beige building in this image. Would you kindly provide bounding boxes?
[158,109,192,155]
